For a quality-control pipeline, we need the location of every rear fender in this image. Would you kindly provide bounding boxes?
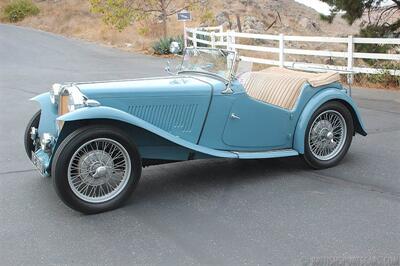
[293,88,367,154]
[57,106,238,159]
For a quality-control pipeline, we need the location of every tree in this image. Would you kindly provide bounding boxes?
[89,0,199,37]
[320,0,399,65]
[320,0,400,38]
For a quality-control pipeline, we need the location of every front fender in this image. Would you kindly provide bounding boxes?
[293,88,367,154]
[57,106,238,159]
[30,92,58,136]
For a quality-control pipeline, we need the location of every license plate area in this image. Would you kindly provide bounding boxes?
[31,151,45,176]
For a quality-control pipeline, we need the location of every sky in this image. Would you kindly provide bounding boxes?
[294,0,395,15]
[294,0,331,15]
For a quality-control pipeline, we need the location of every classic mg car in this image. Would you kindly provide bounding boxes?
[25,47,367,213]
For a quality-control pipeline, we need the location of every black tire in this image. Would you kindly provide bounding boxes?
[52,125,142,214]
[24,110,41,160]
[302,101,354,169]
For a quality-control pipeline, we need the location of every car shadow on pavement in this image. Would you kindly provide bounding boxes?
[126,156,309,206]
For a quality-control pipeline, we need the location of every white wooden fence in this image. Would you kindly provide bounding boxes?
[184,26,400,77]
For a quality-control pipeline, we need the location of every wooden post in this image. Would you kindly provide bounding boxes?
[218,25,223,43]
[279,33,284,67]
[226,30,231,50]
[193,28,197,48]
[183,22,187,48]
[347,35,354,85]
[232,31,236,51]
[211,31,216,48]
[227,30,236,51]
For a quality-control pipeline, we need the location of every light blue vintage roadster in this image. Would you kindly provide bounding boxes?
[25,47,367,213]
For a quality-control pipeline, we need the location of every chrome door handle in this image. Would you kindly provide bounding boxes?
[230,113,240,120]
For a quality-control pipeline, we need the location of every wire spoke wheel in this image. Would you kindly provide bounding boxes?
[308,110,347,161]
[68,138,131,203]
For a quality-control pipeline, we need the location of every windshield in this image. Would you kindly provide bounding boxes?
[179,48,236,80]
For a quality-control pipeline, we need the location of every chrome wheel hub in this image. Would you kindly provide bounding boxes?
[326,131,334,140]
[308,110,347,161]
[93,166,108,179]
[68,138,131,203]
[79,151,113,185]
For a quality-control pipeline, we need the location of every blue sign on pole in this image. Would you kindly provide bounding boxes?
[177,11,191,21]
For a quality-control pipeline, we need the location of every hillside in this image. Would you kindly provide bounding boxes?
[214,0,360,36]
[0,0,360,53]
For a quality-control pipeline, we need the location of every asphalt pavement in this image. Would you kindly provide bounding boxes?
[1,24,400,265]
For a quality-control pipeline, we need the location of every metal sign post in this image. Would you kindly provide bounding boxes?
[183,21,187,48]
[177,10,191,48]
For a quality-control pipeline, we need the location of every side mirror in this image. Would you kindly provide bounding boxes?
[169,41,181,54]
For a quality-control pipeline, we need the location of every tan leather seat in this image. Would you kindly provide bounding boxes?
[240,67,340,110]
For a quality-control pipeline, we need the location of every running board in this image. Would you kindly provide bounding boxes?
[233,149,299,159]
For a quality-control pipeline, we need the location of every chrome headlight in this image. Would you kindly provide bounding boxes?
[50,83,63,105]
[58,85,86,115]
[65,85,86,112]
[57,84,100,116]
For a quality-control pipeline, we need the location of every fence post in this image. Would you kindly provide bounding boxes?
[218,25,223,43]
[279,33,285,67]
[193,28,197,48]
[226,30,236,51]
[183,23,187,48]
[211,31,216,48]
[347,35,354,85]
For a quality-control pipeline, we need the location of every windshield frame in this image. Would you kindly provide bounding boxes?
[177,47,237,82]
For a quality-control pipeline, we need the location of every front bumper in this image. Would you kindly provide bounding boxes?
[30,127,56,177]
[31,149,51,176]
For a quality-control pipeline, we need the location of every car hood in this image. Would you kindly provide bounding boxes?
[76,75,220,99]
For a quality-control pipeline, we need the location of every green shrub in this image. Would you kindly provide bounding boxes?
[354,62,400,88]
[173,35,184,51]
[137,26,149,37]
[367,62,400,87]
[200,10,215,25]
[355,26,399,66]
[152,36,184,55]
[152,37,173,55]
[3,0,39,22]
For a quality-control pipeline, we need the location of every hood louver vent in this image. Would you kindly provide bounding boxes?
[128,104,198,133]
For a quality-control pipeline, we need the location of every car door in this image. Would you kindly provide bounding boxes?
[222,94,293,149]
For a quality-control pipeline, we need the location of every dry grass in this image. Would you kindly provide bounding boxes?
[0,0,184,52]
[0,0,360,53]
[0,0,221,52]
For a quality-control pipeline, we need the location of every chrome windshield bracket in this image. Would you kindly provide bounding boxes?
[221,86,234,94]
